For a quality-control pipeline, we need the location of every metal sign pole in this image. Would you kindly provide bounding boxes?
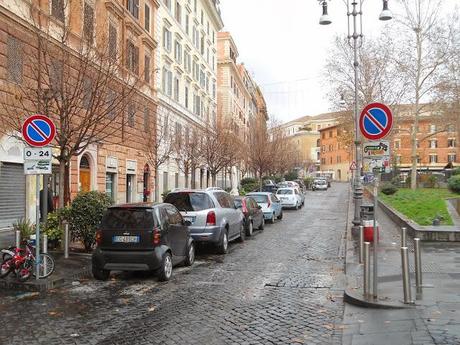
[35,174,41,280]
[373,174,379,298]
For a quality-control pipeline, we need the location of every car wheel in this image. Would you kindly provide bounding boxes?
[277,211,283,220]
[157,252,173,282]
[270,213,275,224]
[92,266,110,281]
[184,242,195,267]
[238,224,246,242]
[259,218,265,230]
[216,230,229,254]
[246,220,254,237]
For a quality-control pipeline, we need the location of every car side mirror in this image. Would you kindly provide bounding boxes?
[183,220,192,227]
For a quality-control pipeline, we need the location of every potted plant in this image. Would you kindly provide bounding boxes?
[13,218,35,242]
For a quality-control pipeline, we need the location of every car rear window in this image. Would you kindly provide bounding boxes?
[234,198,243,208]
[277,189,293,195]
[164,192,214,211]
[249,194,268,204]
[101,208,155,230]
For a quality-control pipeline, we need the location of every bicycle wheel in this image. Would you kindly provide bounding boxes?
[32,253,55,279]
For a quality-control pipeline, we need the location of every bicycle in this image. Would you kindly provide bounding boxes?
[0,240,55,282]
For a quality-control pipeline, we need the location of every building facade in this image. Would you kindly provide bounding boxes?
[319,125,352,182]
[154,0,223,199]
[0,0,159,228]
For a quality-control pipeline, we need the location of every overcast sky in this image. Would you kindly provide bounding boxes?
[219,0,457,124]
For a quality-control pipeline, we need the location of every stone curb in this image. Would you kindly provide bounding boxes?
[343,288,411,309]
[343,186,413,309]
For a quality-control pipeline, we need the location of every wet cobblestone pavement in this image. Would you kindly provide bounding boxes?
[0,184,349,345]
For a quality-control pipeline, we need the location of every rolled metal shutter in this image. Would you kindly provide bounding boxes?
[0,163,25,229]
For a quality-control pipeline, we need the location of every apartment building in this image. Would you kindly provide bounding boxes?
[0,0,158,228]
[216,32,268,186]
[277,112,340,175]
[392,111,459,172]
[319,125,352,181]
[154,0,223,198]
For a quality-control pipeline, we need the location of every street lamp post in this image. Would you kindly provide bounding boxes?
[318,0,392,227]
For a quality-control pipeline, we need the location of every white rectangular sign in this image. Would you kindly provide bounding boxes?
[363,141,390,158]
[24,160,52,175]
[24,147,52,161]
[363,157,390,173]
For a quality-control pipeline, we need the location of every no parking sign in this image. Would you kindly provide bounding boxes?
[359,103,393,140]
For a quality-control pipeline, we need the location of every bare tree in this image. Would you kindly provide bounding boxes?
[1,1,142,206]
[174,126,202,189]
[144,109,175,202]
[199,121,233,186]
[395,0,452,189]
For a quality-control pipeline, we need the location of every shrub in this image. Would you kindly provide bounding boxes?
[425,175,439,188]
[162,190,171,201]
[452,168,460,176]
[69,191,112,251]
[240,177,259,193]
[304,177,314,189]
[381,183,398,195]
[13,218,35,241]
[40,209,69,245]
[448,175,460,194]
[241,177,257,186]
[284,171,298,181]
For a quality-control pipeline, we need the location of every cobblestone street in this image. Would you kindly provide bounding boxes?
[0,184,349,345]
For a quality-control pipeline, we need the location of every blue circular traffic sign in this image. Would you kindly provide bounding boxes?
[359,103,393,140]
[22,115,56,147]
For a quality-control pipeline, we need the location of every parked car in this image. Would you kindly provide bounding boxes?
[276,187,302,209]
[312,179,328,191]
[92,203,195,282]
[164,188,244,254]
[246,192,283,223]
[261,184,277,193]
[234,196,265,236]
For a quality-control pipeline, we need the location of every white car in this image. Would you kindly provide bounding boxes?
[276,188,302,210]
[312,179,328,191]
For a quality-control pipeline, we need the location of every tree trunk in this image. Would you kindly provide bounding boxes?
[64,162,71,205]
[154,167,159,202]
[58,160,65,208]
[411,29,423,190]
[212,173,217,186]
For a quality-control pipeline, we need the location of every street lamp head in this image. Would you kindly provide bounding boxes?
[379,0,393,21]
[319,1,332,25]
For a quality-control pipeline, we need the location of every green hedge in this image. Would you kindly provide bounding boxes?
[448,175,460,194]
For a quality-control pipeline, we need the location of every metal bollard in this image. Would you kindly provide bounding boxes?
[363,242,370,297]
[359,226,364,264]
[401,246,412,304]
[64,222,69,259]
[401,227,407,248]
[43,234,48,277]
[15,230,20,248]
[414,238,422,290]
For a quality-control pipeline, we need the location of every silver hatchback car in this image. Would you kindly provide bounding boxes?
[164,188,244,254]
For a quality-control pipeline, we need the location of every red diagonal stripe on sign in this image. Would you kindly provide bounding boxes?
[30,120,50,141]
[365,111,385,133]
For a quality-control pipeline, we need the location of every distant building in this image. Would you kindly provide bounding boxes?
[319,125,352,182]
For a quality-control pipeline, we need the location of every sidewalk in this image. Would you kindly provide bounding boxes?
[0,251,92,294]
[342,195,460,345]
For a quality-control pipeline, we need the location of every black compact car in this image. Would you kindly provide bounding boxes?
[92,203,194,281]
[234,196,265,236]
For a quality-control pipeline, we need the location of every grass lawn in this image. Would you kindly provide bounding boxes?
[379,188,458,226]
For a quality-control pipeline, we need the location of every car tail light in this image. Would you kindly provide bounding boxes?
[153,228,161,245]
[95,230,103,246]
[206,211,216,226]
[242,199,248,214]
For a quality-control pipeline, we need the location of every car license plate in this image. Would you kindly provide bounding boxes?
[183,216,196,224]
[113,236,140,243]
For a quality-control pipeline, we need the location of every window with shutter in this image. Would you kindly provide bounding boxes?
[144,55,150,82]
[83,3,94,44]
[145,4,150,31]
[51,0,65,21]
[108,24,117,59]
[6,35,23,84]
